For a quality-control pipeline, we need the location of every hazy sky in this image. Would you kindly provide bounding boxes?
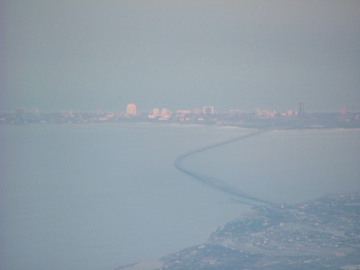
[1,0,360,112]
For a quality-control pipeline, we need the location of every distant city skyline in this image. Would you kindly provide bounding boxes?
[1,101,354,115]
[2,101,359,128]
[1,1,360,112]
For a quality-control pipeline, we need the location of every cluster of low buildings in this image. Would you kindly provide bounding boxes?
[212,193,360,254]
[160,193,360,269]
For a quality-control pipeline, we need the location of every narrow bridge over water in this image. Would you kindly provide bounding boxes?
[174,129,275,205]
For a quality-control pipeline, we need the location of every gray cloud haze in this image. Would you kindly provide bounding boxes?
[2,0,360,112]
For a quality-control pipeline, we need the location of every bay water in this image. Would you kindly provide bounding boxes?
[1,123,359,270]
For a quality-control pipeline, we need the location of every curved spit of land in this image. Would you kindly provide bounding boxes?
[174,129,274,205]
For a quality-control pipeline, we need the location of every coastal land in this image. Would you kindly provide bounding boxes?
[156,192,360,270]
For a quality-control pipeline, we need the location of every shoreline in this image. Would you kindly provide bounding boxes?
[157,192,360,269]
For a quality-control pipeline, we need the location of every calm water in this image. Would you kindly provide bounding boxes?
[1,123,359,270]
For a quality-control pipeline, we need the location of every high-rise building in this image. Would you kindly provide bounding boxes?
[126,103,137,116]
[32,108,40,115]
[202,106,214,115]
[193,108,201,114]
[298,102,305,116]
[148,108,160,119]
[161,108,172,119]
[340,107,346,115]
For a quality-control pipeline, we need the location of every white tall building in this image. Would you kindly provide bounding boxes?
[126,103,137,116]
[148,108,160,119]
[161,108,172,119]
[202,106,214,115]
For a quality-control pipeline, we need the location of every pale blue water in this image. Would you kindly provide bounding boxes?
[1,124,359,270]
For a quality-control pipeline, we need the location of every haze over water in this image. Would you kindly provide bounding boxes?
[1,123,359,270]
[2,1,360,112]
[2,1,360,268]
